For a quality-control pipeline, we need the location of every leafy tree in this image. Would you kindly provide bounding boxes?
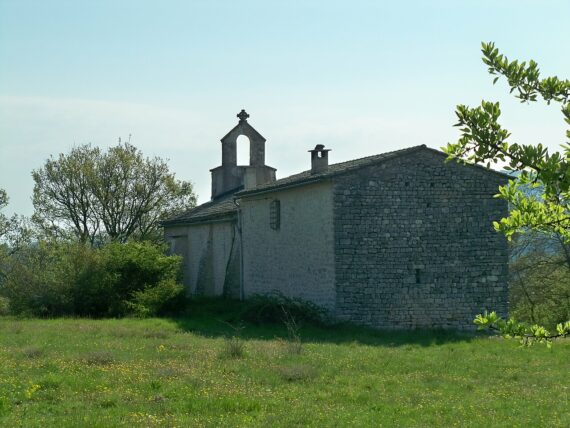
[0,189,32,272]
[0,188,13,241]
[0,189,13,278]
[93,143,196,242]
[444,42,570,241]
[32,145,100,243]
[32,142,196,244]
[509,232,570,328]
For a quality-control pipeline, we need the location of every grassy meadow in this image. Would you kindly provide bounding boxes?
[0,301,569,427]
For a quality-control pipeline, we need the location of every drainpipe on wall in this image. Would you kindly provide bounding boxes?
[233,197,245,301]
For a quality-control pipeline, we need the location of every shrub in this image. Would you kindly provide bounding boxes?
[75,241,183,317]
[0,296,10,316]
[239,292,328,326]
[126,279,185,317]
[0,241,92,316]
[0,240,185,317]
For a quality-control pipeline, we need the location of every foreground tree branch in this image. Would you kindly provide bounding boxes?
[447,42,570,343]
[474,311,570,347]
[444,42,570,242]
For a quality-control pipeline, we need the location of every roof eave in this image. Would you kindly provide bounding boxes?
[161,212,237,227]
[237,177,332,199]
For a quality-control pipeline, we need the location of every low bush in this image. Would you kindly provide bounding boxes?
[126,279,185,318]
[239,292,328,326]
[0,296,10,316]
[74,241,184,317]
[0,241,90,316]
[0,240,185,318]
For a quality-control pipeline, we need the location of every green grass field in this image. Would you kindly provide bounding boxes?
[0,301,569,427]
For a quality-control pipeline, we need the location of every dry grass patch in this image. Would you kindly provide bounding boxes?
[275,364,318,382]
[22,346,44,359]
[142,329,171,339]
[108,326,138,338]
[154,366,184,379]
[220,336,246,359]
[81,350,115,366]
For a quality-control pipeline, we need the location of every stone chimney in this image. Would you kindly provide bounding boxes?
[309,144,331,174]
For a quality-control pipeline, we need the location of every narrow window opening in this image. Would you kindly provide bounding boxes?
[270,199,281,230]
[236,134,250,166]
[415,269,421,284]
[405,182,410,187]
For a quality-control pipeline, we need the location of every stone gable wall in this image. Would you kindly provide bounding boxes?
[332,150,509,329]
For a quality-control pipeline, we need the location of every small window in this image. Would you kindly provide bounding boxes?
[270,200,281,230]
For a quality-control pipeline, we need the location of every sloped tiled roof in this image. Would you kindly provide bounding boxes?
[236,145,427,197]
[163,144,509,226]
[161,194,237,226]
[237,145,509,198]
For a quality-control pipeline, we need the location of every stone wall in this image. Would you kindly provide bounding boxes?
[240,181,336,311]
[332,150,509,329]
[164,220,240,298]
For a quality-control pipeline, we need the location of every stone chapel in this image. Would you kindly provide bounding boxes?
[162,110,509,329]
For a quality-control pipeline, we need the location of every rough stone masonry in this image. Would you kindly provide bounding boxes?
[331,149,508,329]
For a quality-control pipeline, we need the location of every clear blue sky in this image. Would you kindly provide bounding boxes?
[1,0,569,215]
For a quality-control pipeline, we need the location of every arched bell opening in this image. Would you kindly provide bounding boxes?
[236,134,251,166]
